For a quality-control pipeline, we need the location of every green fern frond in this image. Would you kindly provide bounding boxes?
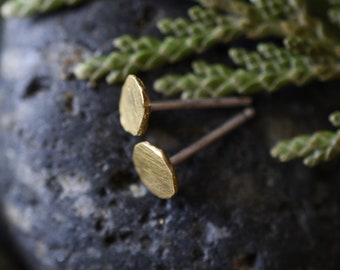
[271,112,340,166]
[271,131,335,162]
[74,0,337,85]
[154,43,340,99]
[1,0,85,17]
[76,0,322,84]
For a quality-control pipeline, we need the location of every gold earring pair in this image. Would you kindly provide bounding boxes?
[119,75,254,199]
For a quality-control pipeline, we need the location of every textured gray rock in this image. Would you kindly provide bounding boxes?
[0,1,339,269]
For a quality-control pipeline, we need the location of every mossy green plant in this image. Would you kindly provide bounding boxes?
[271,112,340,166]
[153,43,339,99]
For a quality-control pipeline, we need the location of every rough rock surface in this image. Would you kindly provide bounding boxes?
[0,1,339,269]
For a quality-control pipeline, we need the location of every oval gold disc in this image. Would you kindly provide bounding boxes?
[133,141,178,199]
[119,74,151,136]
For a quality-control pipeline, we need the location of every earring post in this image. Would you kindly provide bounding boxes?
[151,97,252,111]
[170,108,255,165]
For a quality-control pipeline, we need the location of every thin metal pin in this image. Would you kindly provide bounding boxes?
[119,74,252,136]
[133,107,255,199]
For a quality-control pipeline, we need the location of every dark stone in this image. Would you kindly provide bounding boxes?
[0,214,29,270]
[0,1,339,269]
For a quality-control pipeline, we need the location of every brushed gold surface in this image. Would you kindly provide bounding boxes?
[119,75,151,136]
[133,141,178,199]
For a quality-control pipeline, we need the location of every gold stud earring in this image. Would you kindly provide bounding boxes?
[119,74,252,136]
[132,108,255,199]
